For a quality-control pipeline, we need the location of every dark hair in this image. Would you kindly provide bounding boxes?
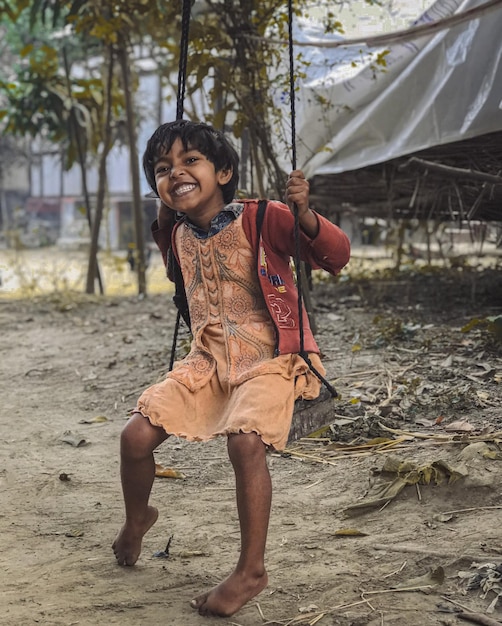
[143,120,240,205]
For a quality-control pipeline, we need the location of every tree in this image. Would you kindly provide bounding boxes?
[0,3,122,293]
[31,0,180,296]
[0,0,176,294]
[2,0,401,296]
[0,135,26,234]
[154,0,297,198]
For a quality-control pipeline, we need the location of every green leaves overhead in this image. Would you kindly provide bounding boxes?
[0,66,119,168]
[1,0,400,195]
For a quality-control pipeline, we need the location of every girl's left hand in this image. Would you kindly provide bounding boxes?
[285,170,319,238]
[285,170,310,218]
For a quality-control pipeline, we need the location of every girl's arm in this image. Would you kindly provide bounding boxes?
[266,170,350,275]
[263,199,350,276]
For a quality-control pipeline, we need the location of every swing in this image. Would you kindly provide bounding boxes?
[168,0,338,400]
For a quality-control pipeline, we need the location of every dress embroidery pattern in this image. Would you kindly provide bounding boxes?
[168,215,276,390]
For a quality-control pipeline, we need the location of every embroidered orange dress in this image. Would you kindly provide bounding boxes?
[136,214,324,450]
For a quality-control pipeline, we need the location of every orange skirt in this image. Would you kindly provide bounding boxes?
[136,326,324,451]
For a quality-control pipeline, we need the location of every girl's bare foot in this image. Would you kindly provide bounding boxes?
[112,505,158,566]
[190,569,268,617]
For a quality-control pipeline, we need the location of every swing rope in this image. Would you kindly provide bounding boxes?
[287,0,338,398]
[169,0,192,371]
[176,0,191,121]
[169,0,339,397]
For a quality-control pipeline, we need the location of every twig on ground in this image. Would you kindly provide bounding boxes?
[373,543,488,561]
[326,438,409,453]
[441,596,478,612]
[284,437,411,463]
[378,500,392,513]
[458,613,502,626]
[255,602,266,621]
[383,561,407,579]
[385,373,394,402]
[265,598,372,626]
[282,450,338,466]
[443,594,502,624]
[305,479,324,489]
[361,585,434,595]
[359,591,377,611]
[441,505,502,515]
[379,423,502,442]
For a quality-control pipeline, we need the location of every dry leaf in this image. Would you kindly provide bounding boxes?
[61,431,88,447]
[155,464,186,479]
[334,528,368,537]
[365,437,395,446]
[78,415,109,424]
[65,528,84,538]
[415,418,437,428]
[298,604,319,613]
[444,420,475,433]
[178,550,207,558]
[458,441,502,461]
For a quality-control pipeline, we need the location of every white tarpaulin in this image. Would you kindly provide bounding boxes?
[290,0,502,178]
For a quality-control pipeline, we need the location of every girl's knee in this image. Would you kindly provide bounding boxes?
[121,412,165,459]
[227,431,266,466]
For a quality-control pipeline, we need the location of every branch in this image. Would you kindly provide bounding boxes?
[242,0,502,49]
[458,613,502,626]
[399,156,502,186]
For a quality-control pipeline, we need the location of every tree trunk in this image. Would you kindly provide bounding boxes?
[62,48,104,295]
[118,43,147,297]
[85,46,115,294]
[0,167,9,236]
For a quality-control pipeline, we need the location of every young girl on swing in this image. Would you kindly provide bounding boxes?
[112,119,350,617]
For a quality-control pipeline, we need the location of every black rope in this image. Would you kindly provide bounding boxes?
[287,0,297,172]
[170,0,192,370]
[176,0,191,121]
[169,308,182,370]
[287,0,338,398]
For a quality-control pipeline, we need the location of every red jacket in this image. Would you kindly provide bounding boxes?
[152,199,350,355]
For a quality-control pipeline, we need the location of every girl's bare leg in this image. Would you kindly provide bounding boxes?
[191,431,271,617]
[112,412,168,566]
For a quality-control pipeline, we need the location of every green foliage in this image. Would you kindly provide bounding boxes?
[0,0,30,20]
[0,64,121,168]
[0,2,128,168]
[370,313,425,348]
[374,49,390,67]
[461,315,502,344]
[1,0,406,197]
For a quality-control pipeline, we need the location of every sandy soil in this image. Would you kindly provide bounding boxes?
[1,261,502,626]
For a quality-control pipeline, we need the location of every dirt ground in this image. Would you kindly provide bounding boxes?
[1,256,502,626]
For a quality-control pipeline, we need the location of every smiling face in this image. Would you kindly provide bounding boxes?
[154,138,233,231]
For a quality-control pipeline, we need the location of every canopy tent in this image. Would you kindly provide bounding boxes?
[290,0,502,178]
[283,0,502,222]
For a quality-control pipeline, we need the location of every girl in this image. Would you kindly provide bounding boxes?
[113,120,350,617]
